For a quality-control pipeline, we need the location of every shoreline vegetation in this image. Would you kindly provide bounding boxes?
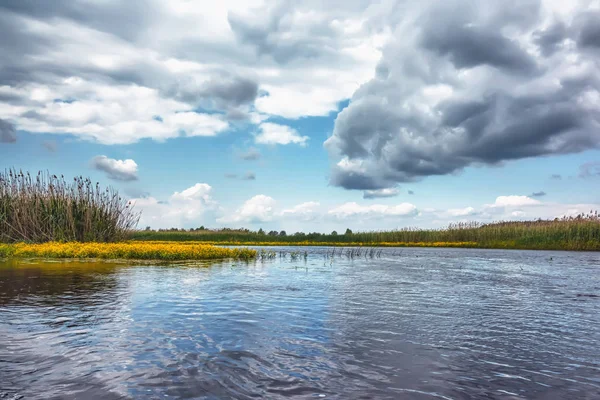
[2,170,599,258]
[0,242,256,261]
[132,215,600,252]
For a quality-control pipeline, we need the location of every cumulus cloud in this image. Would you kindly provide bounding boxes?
[447,206,478,217]
[255,122,309,146]
[91,155,138,181]
[488,195,542,208]
[0,118,16,143]
[328,202,418,219]
[326,0,600,190]
[0,0,385,143]
[280,201,320,221]
[363,188,400,199]
[578,161,600,178]
[132,182,219,229]
[218,194,276,224]
[531,191,547,197]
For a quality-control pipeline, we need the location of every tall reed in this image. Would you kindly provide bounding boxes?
[0,169,139,243]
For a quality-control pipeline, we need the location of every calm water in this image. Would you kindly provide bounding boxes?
[1,247,599,399]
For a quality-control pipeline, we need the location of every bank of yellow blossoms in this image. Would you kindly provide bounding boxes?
[0,242,256,261]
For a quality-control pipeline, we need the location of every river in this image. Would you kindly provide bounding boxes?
[1,247,599,399]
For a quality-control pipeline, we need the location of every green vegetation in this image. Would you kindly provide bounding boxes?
[1,169,139,243]
[131,213,600,251]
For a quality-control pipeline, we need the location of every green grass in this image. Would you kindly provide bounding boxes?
[130,215,600,251]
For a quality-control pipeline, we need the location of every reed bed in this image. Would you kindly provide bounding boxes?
[0,169,139,243]
[132,213,600,251]
[0,242,256,261]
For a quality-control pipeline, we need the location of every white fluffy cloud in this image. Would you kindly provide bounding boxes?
[328,202,418,220]
[132,183,219,229]
[217,194,277,224]
[0,1,386,144]
[255,122,309,146]
[447,206,478,217]
[90,155,138,181]
[488,195,542,208]
[280,201,321,221]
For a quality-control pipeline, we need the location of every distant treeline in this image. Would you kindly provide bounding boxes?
[131,214,600,251]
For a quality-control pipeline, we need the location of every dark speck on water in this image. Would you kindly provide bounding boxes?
[1,247,599,399]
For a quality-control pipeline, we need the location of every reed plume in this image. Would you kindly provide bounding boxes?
[0,169,139,243]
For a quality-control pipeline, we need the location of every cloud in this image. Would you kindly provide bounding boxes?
[328,202,418,220]
[131,182,219,229]
[240,147,261,161]
[280,201,320,221]
[218,194,276,224]
[0,118,16,143]
[550,174,562,180]
[408,190,415,195]
[488,195,542,208]
[578,161,600,178]
[90,155,138,181]
[363,188,399,199]
[0,1,385,143]
[531,191,547,197]
[447,206,478,217]
[325,0,600,190]
[255,122,309,146]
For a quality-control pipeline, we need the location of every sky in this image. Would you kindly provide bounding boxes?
[1,0,599,233]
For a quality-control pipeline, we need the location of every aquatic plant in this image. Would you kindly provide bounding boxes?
[0,169,139,243]
[0,242,256,261]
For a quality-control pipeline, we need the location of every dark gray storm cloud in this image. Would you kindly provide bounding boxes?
[165,73,259,111]
[326,0,600,190]
[0,119,17,143]
[577,12,600,48]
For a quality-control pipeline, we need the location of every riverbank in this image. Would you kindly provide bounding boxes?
[0,242,256,261]
[131,214,600,252]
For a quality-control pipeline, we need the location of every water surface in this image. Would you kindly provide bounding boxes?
[1,247,599,399]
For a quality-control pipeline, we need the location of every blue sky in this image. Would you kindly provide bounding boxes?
[1,0,599,232]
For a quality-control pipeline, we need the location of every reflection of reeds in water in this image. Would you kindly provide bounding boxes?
[0,169,139,243]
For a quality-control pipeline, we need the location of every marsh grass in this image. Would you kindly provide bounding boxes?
[0,169,139,243]
[132,213,600,251]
